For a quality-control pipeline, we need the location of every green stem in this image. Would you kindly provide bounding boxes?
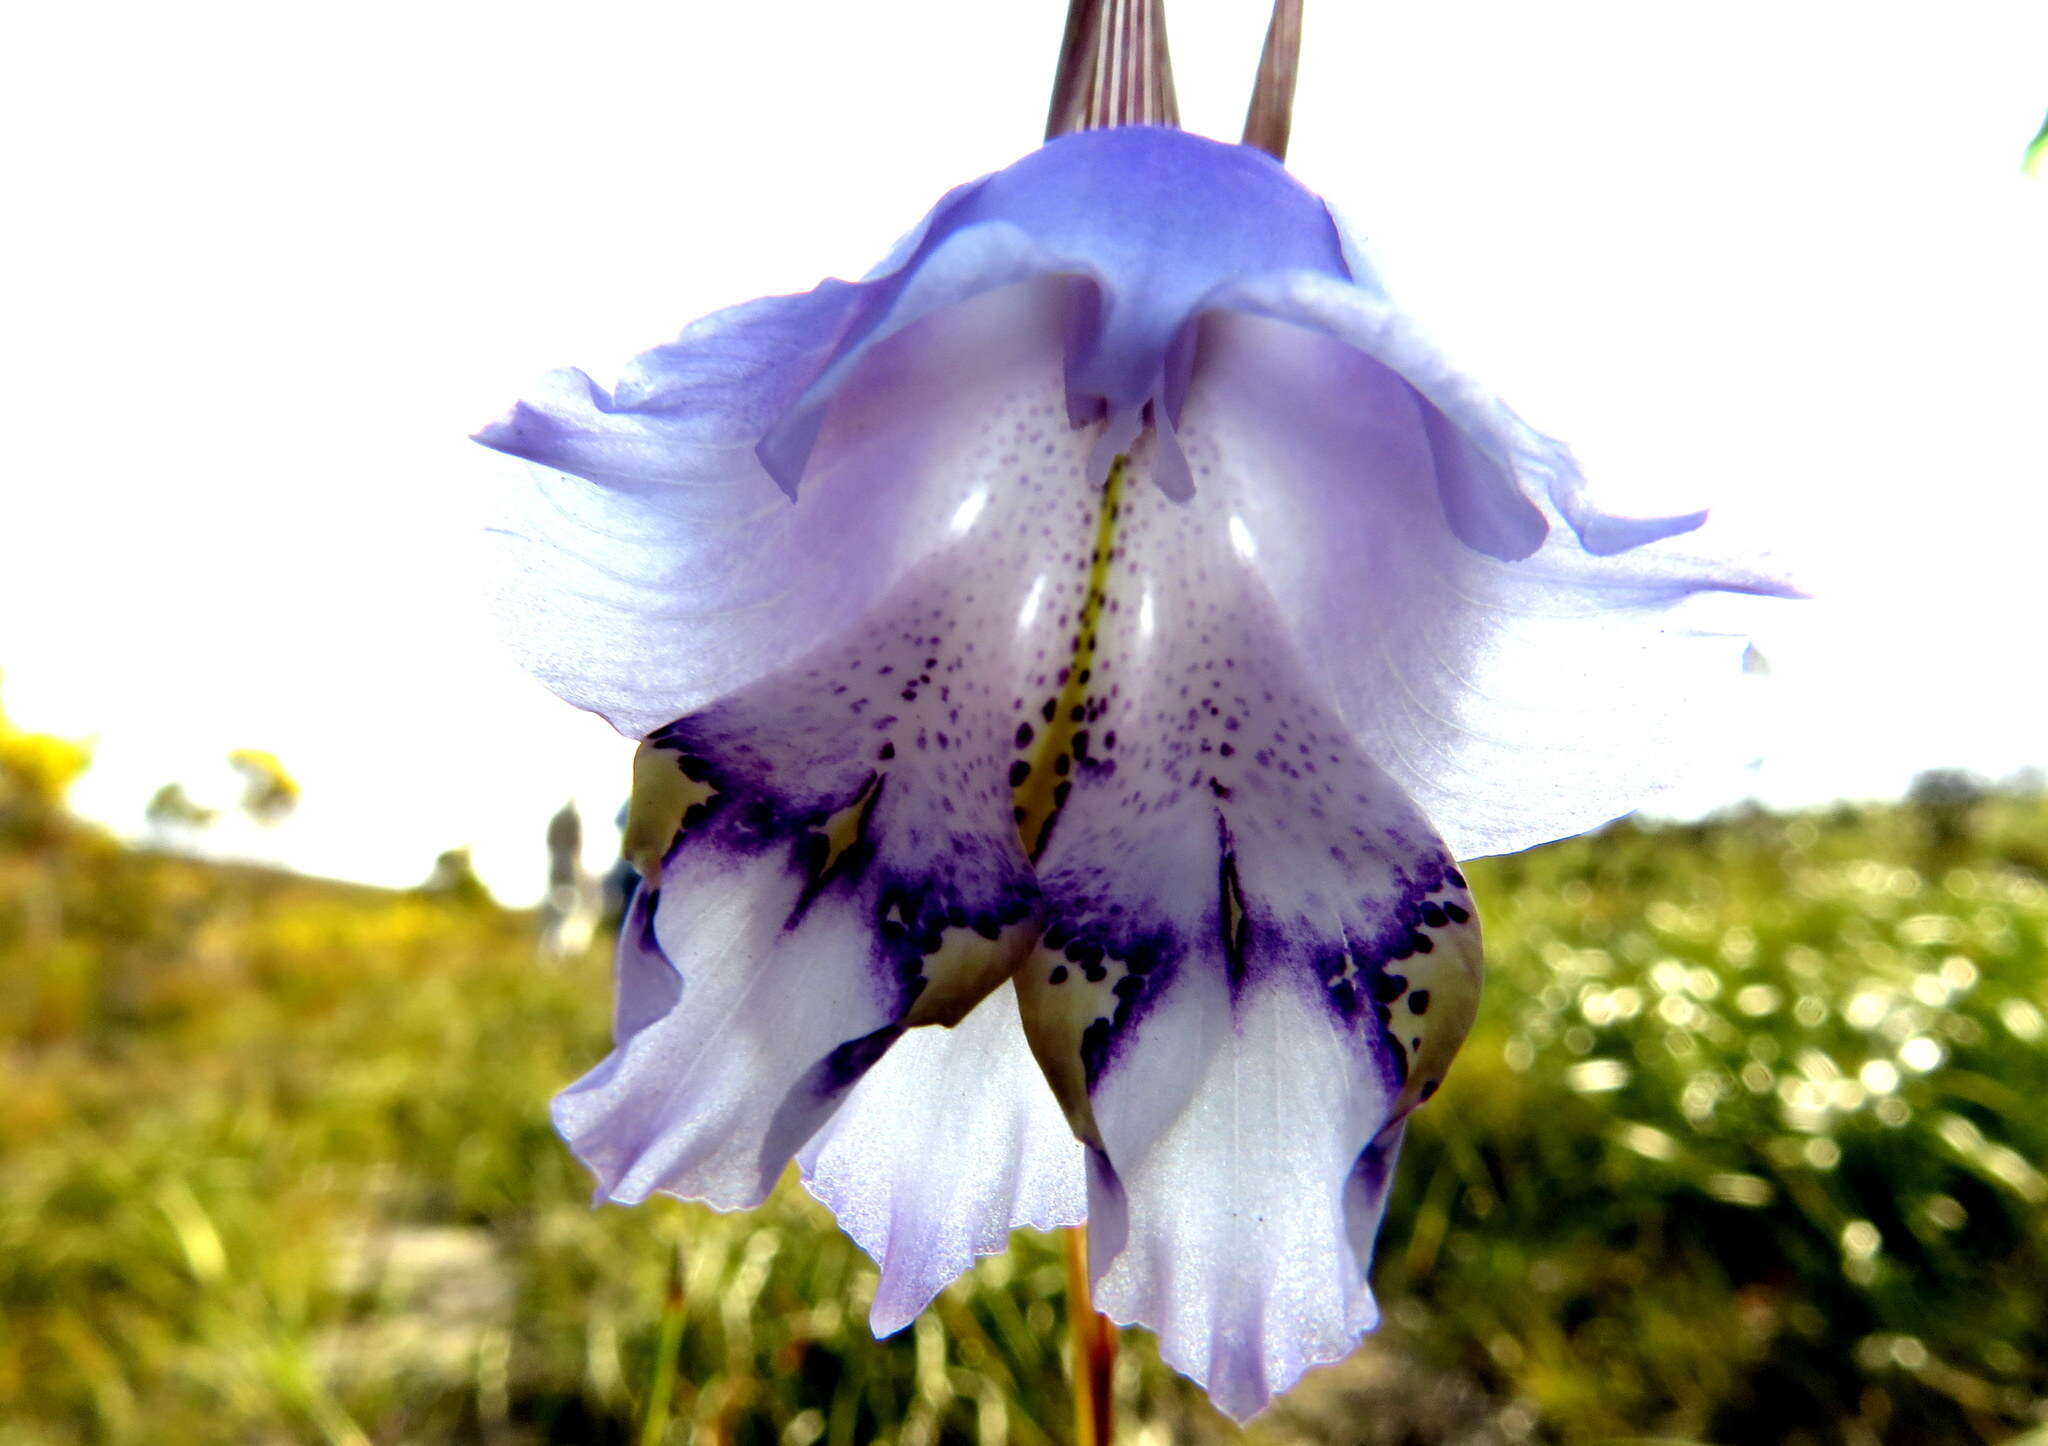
[638,1244,687,1446]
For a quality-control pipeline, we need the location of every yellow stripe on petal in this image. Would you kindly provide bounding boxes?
[1012,455,1128,859]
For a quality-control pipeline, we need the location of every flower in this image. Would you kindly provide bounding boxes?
[477,124,1772,1420]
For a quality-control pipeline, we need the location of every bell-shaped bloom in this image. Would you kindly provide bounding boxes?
[478,126,1777,1420]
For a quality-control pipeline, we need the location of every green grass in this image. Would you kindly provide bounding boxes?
[3,760,2046,1443]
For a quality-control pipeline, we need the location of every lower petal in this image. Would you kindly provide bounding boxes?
[798,979,1086,1335]
[1070,974,1433,1419]
[553,571,1052,1209]
[1009,446,1482,1420]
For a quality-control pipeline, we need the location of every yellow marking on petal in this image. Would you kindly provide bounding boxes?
[904,920,1041,1029]
[624,740,716,883]
[1013,454,1128,857]
[1391,902,1486,1118]
[1221,856,1248,958]
[813,772,882,880]
[1015,944,1130,1147]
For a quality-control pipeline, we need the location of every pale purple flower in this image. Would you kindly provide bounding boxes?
[478,124,1770,1420]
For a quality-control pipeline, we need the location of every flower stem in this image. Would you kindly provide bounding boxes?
[1241,0,1303,162]
[1063,1225,1116,1446]
[1045,0,1179,139]
[638,1243,686,1446]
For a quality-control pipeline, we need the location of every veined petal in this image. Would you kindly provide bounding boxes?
[756,220,1070,497]
[1182,307,1787,860]
[1009,434,1481,1421]
[483,279,1085,737]
[608,172,995,418]
[797,980,1086,1335]
[1208,266,1706,560]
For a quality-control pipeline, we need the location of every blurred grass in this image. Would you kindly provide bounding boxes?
[3,714,2046,1442]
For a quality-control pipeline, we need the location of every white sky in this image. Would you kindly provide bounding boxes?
[3,2,2044,902]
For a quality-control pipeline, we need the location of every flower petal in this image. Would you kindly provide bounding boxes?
[946,129,1349,445]
[606,171,994,418]
[1008,440,1482,1420]
[482,279,1086,737]
[554,711,1040,1210]
[1181,306,1785,859]
[1208,265,1710,560]
[797,979,1086,1336]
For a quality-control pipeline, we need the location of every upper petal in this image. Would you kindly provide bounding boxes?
[1181,307,1787,859]
[944,128,1349,427]
[1207,266,1706,560]
[477,131,1372,739]
[481,279,1078,736]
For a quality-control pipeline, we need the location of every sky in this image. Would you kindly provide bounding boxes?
[3,2,2045,902]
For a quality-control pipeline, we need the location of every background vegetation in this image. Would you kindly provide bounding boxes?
[3,700,2045,1445]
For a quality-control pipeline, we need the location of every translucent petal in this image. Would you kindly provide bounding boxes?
[798,980,1086,1336]
[1180,308,1786,859]
[482,280,1081,737]
[480,127,1767,750]
[1208,266,1705,559]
